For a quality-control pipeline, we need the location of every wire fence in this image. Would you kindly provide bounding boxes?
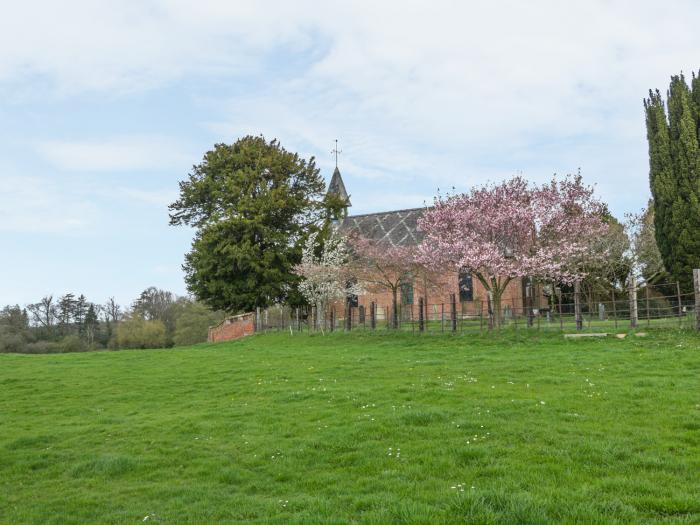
[255,281,697,334]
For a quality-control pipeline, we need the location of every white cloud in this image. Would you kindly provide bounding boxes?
[3,0,700,217]
[0,0,319,94]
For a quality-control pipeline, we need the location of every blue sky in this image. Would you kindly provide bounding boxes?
[2,0,700,308]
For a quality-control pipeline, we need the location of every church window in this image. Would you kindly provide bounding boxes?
[400,276,414,305]
[458,270,473,302]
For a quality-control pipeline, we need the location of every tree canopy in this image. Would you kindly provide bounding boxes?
[645,72,700,290]
[169,135,327,312]
[417,174,608,325]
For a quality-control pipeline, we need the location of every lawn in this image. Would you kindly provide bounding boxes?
[1,331,699,524]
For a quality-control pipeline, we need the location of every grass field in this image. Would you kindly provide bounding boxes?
[1,331,699,524]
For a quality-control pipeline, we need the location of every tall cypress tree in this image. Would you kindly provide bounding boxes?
[645,72,700,290]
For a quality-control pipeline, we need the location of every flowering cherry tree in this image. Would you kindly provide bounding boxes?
[417,174,608,326]
[347,235,424,329]
[294,232,360,329]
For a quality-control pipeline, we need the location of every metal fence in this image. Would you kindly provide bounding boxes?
[255,280,698,334]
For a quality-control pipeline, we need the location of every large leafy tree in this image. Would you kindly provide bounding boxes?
[645,72,700,290]
[169,135,327,312]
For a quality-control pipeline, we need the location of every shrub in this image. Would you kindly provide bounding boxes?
[59,335,87,353]
[24,341,62,354]
[116,317,167,349]
[173,302,226,346]
[0,332,27,353]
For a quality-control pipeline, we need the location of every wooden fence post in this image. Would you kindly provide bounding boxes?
[629,274,638,328]
[370,302,376,329]
[418,297,425,332]
[345,301,352,331]
[574,280,582,331]
[410,304,415,334]
[330,308,335,332]
[480,301,484,333]
[256,307,261,332]
[645,285,651,326]
[676,281,683,327]
[526,281,534,327]
[694,269,700,330]
[557,290,563,331]
[450,293,457,332]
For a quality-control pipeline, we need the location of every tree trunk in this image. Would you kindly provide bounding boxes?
[391,288,399,329]
[492,290,503,329]
[574,280,583,331]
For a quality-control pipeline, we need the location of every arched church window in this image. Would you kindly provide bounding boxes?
[458,270,473,302]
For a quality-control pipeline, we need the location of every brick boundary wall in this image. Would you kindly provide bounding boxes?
[208,312,256,343]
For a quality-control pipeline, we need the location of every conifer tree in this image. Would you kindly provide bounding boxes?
[644,72,700,290]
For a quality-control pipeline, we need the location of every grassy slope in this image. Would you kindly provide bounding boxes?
[1,331,699,524]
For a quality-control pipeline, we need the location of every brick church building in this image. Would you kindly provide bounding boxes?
[326,166,542,320]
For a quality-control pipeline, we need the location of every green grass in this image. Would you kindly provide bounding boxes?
[1,331,699,524]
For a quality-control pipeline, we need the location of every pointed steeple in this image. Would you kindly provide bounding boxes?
[327,166,351,207]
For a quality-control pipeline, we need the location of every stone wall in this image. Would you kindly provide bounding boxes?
[208,312,256,343]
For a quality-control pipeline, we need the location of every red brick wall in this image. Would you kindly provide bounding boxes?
[208,313,256,343]
[331,271,546,319]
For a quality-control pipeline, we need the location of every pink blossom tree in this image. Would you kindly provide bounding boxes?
[347,235,422,329]
[417,174,608,326]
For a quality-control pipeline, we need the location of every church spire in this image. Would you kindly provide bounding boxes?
[327,166,351,207]
[326,139,351,220]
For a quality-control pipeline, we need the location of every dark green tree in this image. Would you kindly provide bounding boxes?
[57,293,76,335]
[84,304,99,347]
[169,135,327,312]
[645,72,700,290]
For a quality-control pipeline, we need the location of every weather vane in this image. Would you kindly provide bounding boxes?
[331,139,342,168]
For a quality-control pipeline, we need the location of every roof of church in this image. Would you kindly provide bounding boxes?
[327,167,351,206]
[338,207,426,247]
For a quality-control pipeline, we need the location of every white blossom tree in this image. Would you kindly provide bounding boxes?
[294,232,361,329]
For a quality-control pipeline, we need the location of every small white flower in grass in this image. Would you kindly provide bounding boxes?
[540,401,546,405]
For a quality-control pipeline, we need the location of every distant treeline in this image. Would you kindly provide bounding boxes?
[0,287,227,354]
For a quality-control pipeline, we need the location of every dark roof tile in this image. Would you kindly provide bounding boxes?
[338,207,426,246]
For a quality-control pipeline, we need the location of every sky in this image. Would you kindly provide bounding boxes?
[2,0,700,308]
